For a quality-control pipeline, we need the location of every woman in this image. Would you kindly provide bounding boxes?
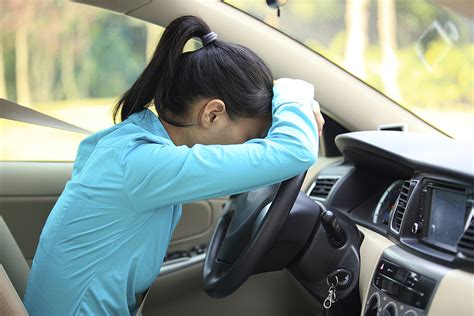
[23,15,324,315]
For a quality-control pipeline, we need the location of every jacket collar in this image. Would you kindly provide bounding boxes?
[128,109,173,143]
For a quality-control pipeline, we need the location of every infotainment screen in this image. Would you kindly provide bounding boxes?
[427,188,467,247]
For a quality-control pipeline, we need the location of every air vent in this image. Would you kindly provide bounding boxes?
[457,216,474,258]
[391,180,412,233]
[308,176,340,202]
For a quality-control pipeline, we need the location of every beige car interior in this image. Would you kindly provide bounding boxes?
[0,217,28,316]
[0,0,472,315]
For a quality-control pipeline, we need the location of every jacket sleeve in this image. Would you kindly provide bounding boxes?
[122,78,319,211]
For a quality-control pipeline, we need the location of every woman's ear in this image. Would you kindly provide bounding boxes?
[198,99,227,129]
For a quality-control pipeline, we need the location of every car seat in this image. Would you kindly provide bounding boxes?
[0,216,29,315]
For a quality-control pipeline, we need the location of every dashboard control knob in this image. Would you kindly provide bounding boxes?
[383,302,397,316]
[411,222,422,234]
[364,293,379,316]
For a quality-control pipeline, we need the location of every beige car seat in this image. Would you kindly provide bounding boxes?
[0,216,29,315]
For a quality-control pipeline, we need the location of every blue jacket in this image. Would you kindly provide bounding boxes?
[23,78,319,315]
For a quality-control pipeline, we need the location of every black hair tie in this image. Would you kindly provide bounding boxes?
[201,31,218,46]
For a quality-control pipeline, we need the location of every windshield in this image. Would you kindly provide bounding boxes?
[225,0,473,139]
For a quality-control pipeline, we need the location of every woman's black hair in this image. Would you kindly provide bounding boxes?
[112,15,273,125]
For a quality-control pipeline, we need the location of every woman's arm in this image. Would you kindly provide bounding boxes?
[123,78,319,211]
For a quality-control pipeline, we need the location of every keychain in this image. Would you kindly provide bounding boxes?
[323,275,339,310]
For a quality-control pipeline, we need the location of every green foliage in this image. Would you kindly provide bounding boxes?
[0,2,150,103]
[86,13,147,98]
[398,43,474,110]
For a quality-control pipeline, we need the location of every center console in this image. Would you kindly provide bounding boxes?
[362,173,473,315]
[363,246,447,316]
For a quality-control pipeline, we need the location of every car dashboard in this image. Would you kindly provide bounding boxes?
[307,131,473,316]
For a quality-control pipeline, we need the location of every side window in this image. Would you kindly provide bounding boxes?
[0,2,167,161]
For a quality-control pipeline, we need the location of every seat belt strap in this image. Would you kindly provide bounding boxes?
[136,287,151,316]
[0,98,92,135]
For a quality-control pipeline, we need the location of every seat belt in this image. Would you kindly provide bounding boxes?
[136,287,150,316]
[0,98,92,134]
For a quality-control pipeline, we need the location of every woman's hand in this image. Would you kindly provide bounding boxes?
[273,78,324,137]
[312,99,325,137]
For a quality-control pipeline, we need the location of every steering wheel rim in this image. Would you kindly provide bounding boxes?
[202,171,307,298]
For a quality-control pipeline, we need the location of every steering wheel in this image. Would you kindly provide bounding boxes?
[202,172,306,298]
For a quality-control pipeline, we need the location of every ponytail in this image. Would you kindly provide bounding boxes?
[113,16,211,123]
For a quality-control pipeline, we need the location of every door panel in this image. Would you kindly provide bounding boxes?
[0,196,56,265]
[0,162,72,196]
[167,199,227,253]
